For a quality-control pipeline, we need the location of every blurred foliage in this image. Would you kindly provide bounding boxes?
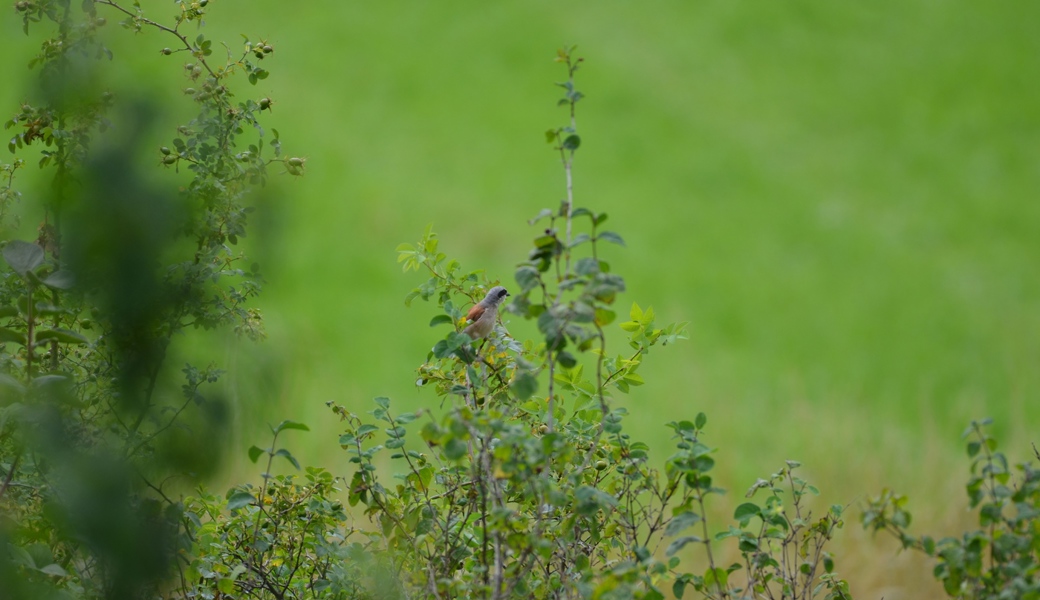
[0,0,297,597]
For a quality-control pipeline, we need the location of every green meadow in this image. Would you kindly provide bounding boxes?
[3,1,1039,597]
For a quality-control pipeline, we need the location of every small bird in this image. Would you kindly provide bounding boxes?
[463,286,510,340]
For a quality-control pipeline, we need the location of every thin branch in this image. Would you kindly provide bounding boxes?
[0,451,22,500]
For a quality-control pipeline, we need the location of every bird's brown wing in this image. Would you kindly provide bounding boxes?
[465,304,486,323]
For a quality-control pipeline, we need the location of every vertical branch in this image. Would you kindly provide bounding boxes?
[25,282,35,380]
[547,46,584,432]
[561,144,575,276]
[0,451,21,500]
[251,429,281,542]
[555,47,582,280]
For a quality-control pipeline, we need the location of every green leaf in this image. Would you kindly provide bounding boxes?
[575,257,600,276]
[41,270,74,290]
[0,327,27,346]
[694,455,715,472]
[32,375,70,389]
[274,448,301,470]
[515,265,540,293]
[538,310,567,350]
[597,231,626,246]
[594,308,615,326]
[443,437,467,461]
[35,328,89,345]
[272,420,310,434]
[0,373,26,399]
[38,564,67,577]
[569,233,591,248]
[673,577,689,600]
[434,332,470,359]
[227,491,256,510]
[665,510,701,537]
[618,321,640,332]
[429,314,454,327]
[8,544,34,568]
[571,207,593,221]
[734,502,761,525]
[529,207,553,224]
[562,134,581,150]
[665,535,703,556]
[248,445,265,463]
[217,578,235,594]
[33,304,64,317]
[695,412,707,429]
[511,371,538,401]
[704,567,728,589]
[3,241,44,276]
[575,485,617,514]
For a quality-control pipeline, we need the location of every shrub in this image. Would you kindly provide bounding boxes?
[319,47,853,600]
[862,419,1040,599]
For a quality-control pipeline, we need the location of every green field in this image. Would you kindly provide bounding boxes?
[3,1,1039,597]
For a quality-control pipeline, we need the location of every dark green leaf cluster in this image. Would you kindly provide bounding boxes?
[178,424,381,599]
[862,420,1040,599]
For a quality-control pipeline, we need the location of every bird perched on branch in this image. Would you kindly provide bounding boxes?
[463,286,509,340]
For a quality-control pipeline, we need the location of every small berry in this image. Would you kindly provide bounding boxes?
[161,48,172,56]
[262,45,273,54]
[160,146,170,155]
[162,155,178,165]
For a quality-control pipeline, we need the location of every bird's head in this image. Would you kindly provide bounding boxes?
[483,286,509,307]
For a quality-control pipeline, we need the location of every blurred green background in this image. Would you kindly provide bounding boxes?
[3,1,1039,597]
